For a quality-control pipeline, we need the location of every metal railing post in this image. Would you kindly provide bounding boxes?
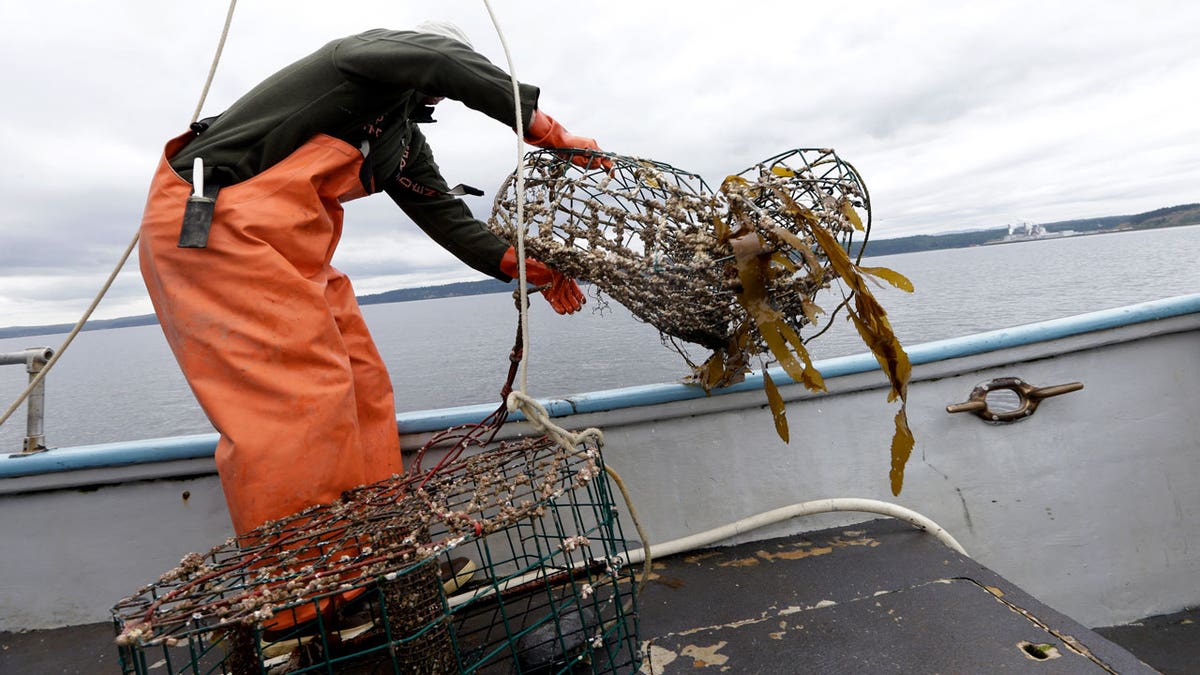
[1,347,55,454]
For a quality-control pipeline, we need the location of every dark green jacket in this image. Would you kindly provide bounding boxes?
[170,29,540,280]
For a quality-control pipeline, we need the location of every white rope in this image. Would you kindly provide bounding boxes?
[0,1,239,434]
[477,1,654,595]
[479,1,602,443]
[192,0,238,126]
[480,0,531,397]
[506,390,603,451]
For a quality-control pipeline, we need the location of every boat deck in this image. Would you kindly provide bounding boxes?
[637,519,1176,673]
[2,519,1193,673]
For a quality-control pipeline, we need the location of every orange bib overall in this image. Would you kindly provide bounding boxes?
[139,132,404,537]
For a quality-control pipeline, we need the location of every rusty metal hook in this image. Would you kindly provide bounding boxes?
[946,377,1083,423]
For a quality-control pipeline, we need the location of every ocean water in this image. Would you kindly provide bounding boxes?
[2,224,1198,451]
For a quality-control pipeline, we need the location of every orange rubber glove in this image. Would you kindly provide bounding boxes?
[500,246,586,315]
[525,110,613,171]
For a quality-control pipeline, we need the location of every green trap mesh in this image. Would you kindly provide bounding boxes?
[112,435,639,674]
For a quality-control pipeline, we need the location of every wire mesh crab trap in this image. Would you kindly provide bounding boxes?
[112,434,640,674]
[487,147,874,378]
[490,148,915,489]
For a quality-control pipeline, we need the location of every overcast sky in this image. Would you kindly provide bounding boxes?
[1,1,1197,327]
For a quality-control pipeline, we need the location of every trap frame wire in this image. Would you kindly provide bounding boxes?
[487,147,870,356]
[488,147,915,488]
[112,434,640,674]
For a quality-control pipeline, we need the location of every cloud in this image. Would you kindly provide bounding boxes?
[2,0,1199,327]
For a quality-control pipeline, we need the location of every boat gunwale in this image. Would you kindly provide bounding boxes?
[3,293,1198,481]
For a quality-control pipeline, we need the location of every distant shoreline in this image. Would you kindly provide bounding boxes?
[0,278,514,340]
[3,204,1195,339]
[845,203,1198,258]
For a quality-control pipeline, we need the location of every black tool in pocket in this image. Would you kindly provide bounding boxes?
[178,158,221,248]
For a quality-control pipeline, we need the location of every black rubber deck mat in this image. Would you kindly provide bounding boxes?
[637,518,1158,674]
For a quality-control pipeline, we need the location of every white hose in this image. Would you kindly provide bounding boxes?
[448,498,966,608]
[624,497,967,564]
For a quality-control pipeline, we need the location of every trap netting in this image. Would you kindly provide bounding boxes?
[112,435,639,674]
[490,147,915,490]
[487,147,870,359]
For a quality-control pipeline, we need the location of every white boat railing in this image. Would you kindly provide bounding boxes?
[0,346,54,454]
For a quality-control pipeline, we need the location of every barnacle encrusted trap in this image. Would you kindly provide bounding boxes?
[112,434,639,674]
[489,148,916,494]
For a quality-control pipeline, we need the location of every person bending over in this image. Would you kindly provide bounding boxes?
[139,22,604,543]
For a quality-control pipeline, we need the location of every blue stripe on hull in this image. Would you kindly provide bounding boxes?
[4,293,1198,479]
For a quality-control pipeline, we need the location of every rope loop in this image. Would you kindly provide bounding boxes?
[506,390,604,453]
